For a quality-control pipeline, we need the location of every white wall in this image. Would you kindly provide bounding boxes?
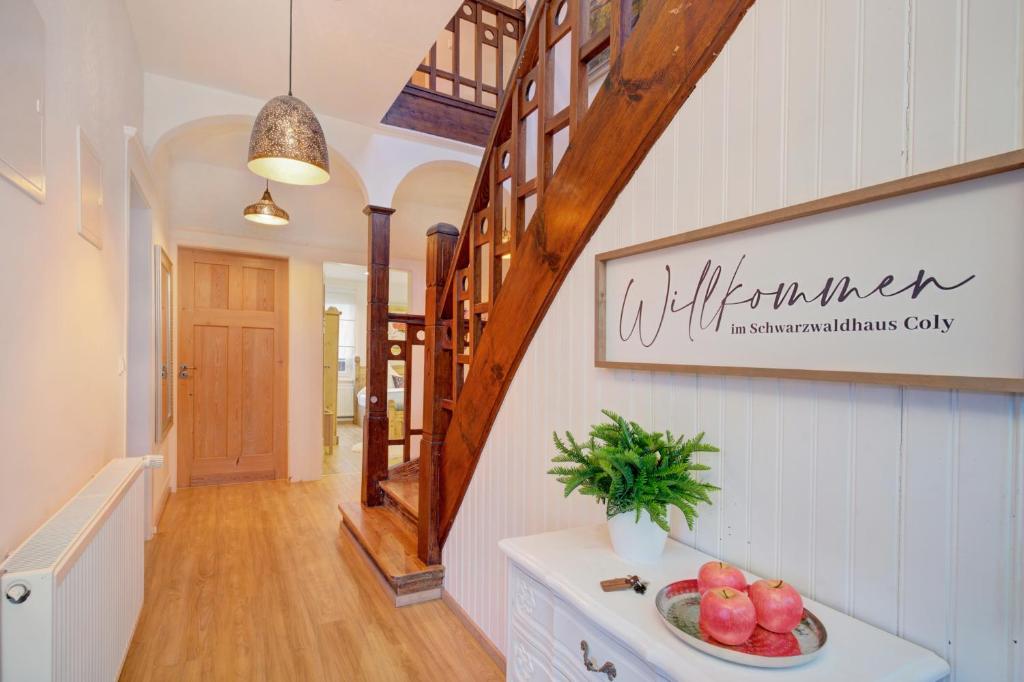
[443,2,1024,680]
[124,134,174,533]
[0,0,144,558]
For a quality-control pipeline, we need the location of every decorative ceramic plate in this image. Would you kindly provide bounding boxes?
[655,579,828,668]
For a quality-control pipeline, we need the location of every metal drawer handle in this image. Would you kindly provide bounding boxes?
[581,640,616,680]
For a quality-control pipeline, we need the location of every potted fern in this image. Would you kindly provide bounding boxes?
[548,410,719,563]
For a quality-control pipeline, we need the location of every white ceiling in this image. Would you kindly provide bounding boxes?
[163,119,476,260]
[126,0,464,126]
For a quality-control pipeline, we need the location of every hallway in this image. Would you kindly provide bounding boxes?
[119,474,502,681]
[323,423,407,475]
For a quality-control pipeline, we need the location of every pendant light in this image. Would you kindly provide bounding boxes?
[247,0,330,185]
[243,180,290,225]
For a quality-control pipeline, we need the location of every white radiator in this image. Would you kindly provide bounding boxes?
[1,456,161,682]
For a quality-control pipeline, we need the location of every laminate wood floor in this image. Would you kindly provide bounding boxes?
[119,473,503,681]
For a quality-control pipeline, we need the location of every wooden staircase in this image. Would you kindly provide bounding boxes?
[380,476,419,523]
[341,0,753,606]
[339,459,442,606]
[381,0,527,146]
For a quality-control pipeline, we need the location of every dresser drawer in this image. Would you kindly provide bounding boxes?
[508,624,553,682]
[553,599,658,681]
[509,565,555,638]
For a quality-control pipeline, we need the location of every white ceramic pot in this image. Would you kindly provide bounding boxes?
[607,509,668,564]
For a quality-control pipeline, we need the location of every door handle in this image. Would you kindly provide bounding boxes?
[179,364,198,379]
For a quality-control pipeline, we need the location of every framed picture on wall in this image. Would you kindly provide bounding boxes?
[0,0,46,202]
[595,150,1024,393]
[77,127,104,249]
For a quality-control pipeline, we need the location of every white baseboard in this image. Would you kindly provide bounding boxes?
[442,589,506,672]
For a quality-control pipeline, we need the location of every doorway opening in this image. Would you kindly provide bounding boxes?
[126,178,154,458]
[177,247,289,487]
[125,176,157,533]
[322,262,413,476]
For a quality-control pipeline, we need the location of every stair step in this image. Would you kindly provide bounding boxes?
[380,478,419,523]
[338,501,442,606]
[388,457,420,481]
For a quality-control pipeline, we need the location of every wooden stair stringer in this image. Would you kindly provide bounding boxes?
[387,457,420,481]
[435,0,756,546]
[380,478,419,523]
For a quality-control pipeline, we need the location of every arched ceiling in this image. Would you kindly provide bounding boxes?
[163,120,370,252]
[390,161,477,260]
[160,121,477,260]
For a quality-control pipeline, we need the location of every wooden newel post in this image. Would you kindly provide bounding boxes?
[418,222,459,564]
[362,205,396,507]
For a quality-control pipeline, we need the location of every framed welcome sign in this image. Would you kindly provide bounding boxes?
[595,150,1024,393]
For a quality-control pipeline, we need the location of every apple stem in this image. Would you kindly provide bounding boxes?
[772,580,784,589]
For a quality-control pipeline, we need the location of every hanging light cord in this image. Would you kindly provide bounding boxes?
[288,0,293,96]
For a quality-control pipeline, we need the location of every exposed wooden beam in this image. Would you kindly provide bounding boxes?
[362,205,396,507]
[382,85,496,147]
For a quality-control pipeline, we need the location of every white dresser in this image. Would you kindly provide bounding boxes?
[500,525,950,682]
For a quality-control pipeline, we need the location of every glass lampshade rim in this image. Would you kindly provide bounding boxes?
[246,153,329,175]
[243,196,290,224]
[245,155,329,184]
[243,210,290,226]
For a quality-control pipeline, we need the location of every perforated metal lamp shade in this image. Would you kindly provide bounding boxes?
[243,185,290,226]
[247,95,331,186]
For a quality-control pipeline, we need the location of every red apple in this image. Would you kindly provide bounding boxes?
[697,561,747,594]
[699,587,757,645]
[748,579,804,633]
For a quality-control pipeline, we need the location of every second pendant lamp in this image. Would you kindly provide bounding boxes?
[243,180,290,226]
[248,0,330,186]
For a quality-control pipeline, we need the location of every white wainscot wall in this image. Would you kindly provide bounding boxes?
[442,1,1024,680]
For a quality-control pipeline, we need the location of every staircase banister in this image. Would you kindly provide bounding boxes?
[387,312,426,325]
[474,0,527,19]
[438,0,551,311]
[436,0,756,545]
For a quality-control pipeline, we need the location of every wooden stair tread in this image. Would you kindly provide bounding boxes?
[380,478,419,522]
[338,501,441,598]
[387,457,420,481]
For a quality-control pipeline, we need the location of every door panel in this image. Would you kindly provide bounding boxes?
[242,267,275,312]
[193,325,229,461]
[241,327,275,456]
[194,262,230,309]
[178,248,288,487]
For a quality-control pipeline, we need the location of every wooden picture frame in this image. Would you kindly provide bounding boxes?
[76,127,104,249]
[595,149,1024,393]
[155,246,173,442]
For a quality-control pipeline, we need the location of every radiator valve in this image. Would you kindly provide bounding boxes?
[143,455,165,469]
[5,582,30,605]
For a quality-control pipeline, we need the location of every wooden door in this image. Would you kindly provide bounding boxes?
[177,248,288,487]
